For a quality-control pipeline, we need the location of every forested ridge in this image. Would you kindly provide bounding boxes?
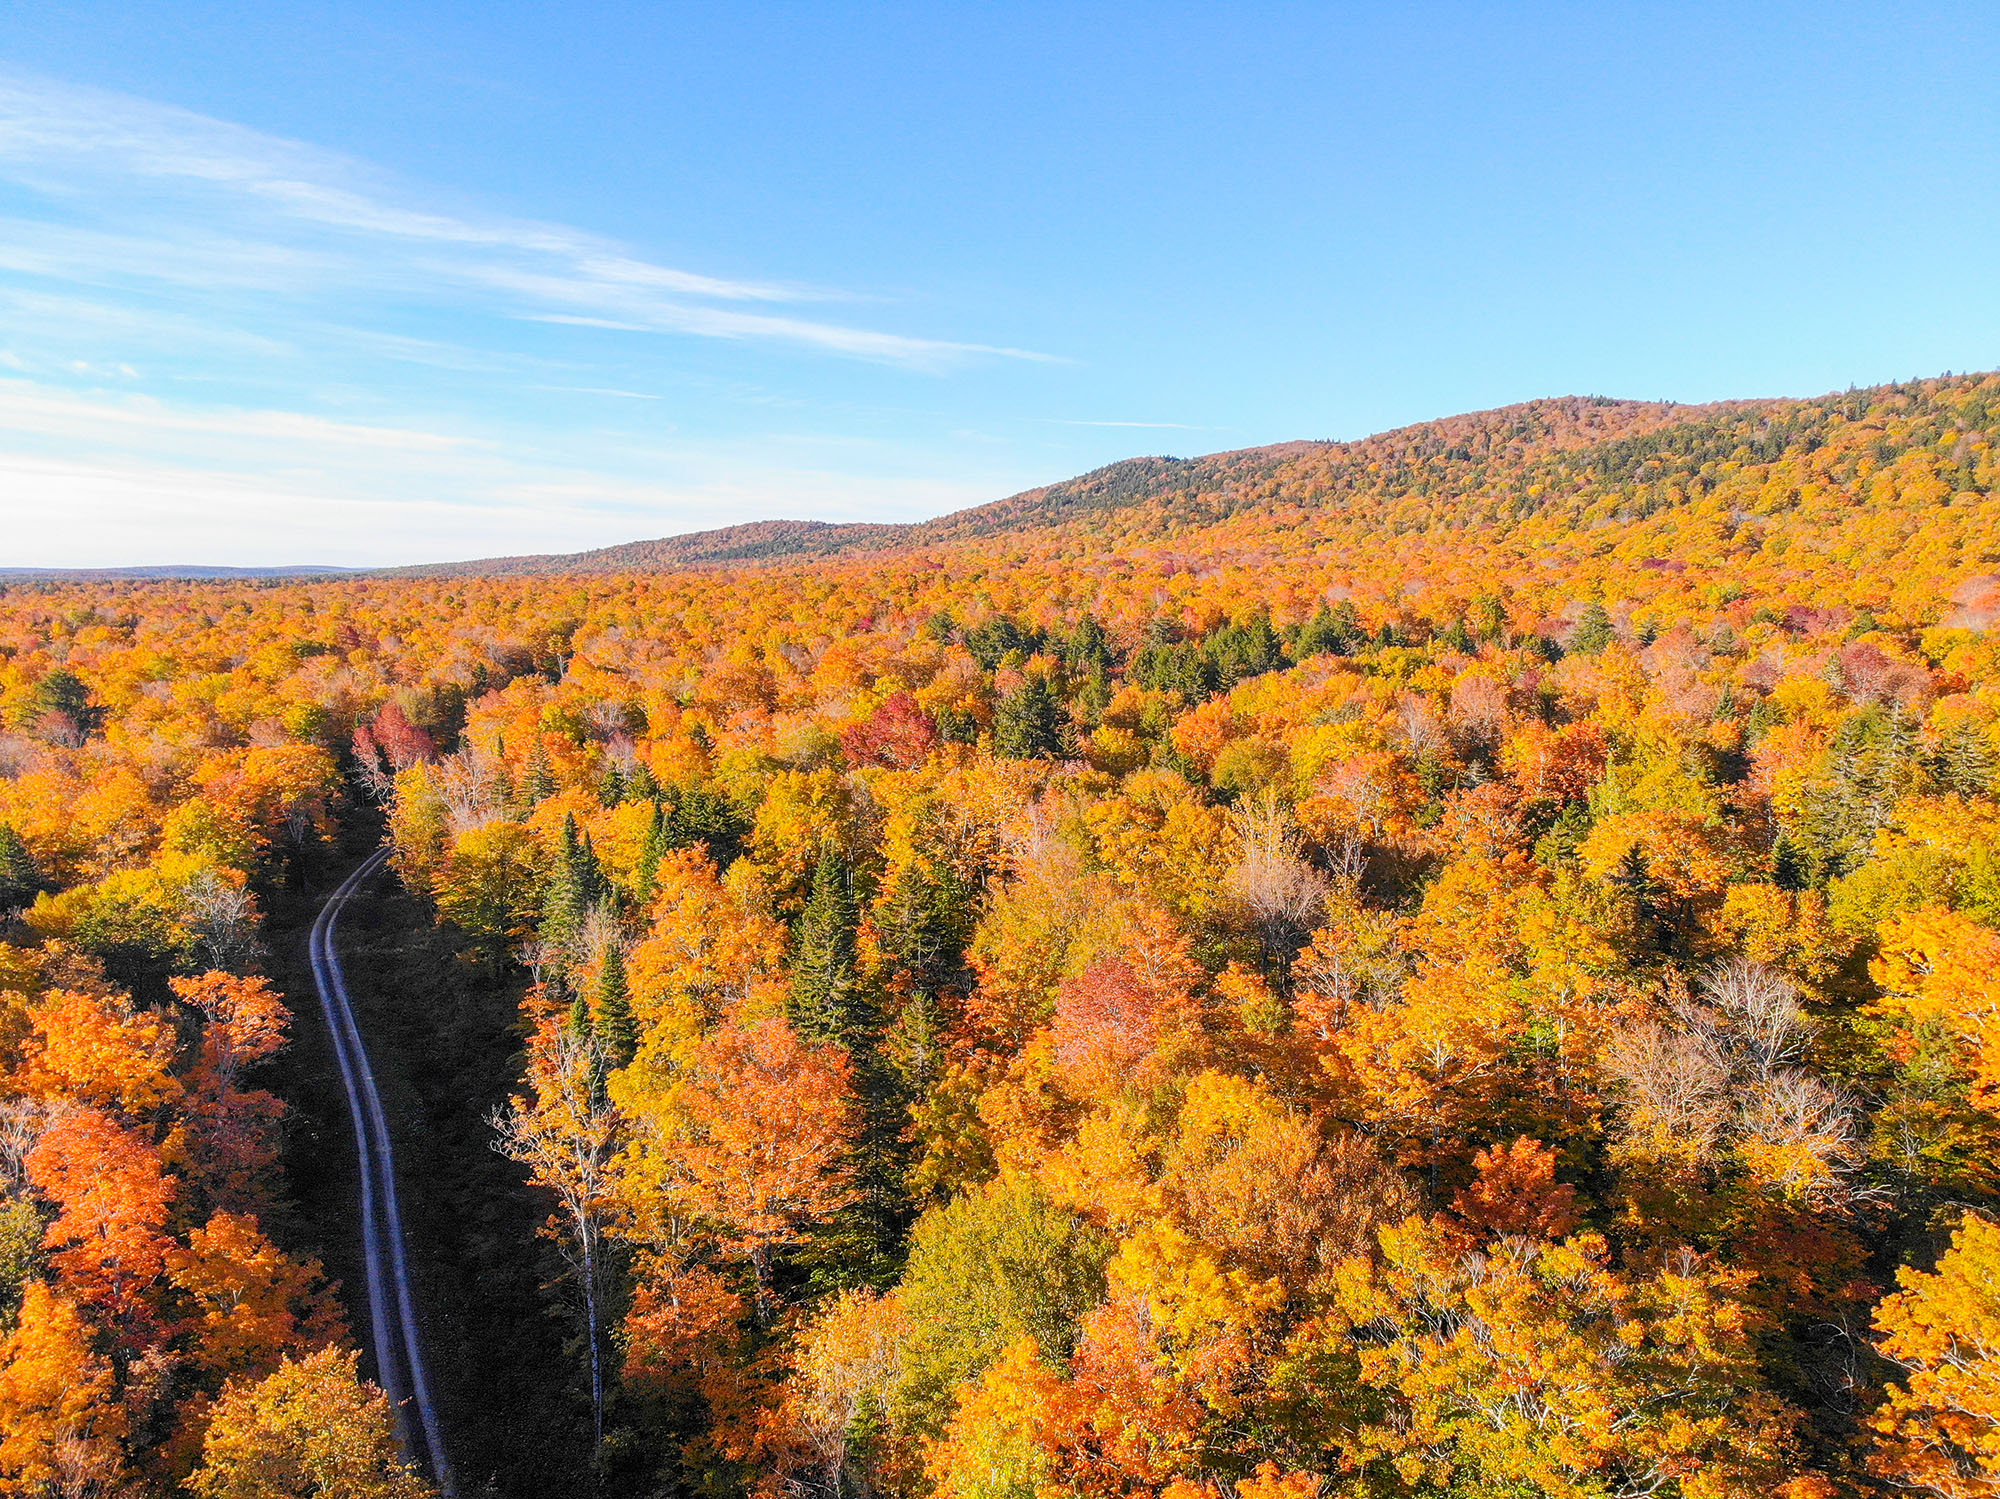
[3,372,2000,1496]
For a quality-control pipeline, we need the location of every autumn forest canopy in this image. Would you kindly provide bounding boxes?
[6,372,2000,1497]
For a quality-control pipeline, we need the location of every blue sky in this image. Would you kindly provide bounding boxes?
[2,2,1997,567]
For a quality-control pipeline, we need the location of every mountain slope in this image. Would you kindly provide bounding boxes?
[387,394,1731,577]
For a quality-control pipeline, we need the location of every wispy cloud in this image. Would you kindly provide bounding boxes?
[0,379,474,453]
[527,385,665,401]
[0,69,1047,368]
[0,377,1011,567]
[0,69,1066,566]
[518,305,1061,366]
[1048,419,1215,429]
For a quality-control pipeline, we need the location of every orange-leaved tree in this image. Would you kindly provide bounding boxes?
[1868,1212,2000,1498]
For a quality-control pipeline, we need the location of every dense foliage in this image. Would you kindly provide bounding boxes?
[5,372,2000,1495]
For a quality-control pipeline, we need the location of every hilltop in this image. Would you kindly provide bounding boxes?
[388,395,1700,575]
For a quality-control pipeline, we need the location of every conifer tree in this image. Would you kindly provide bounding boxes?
[633,799,668,908]
[596,944,637,1069]
[1936,716,1998,798]
[790,846,864,1047]
[598,763,626,807]
[0,824,43,911]
[789,847,911,1285]
[627,761,660,802]
[540,814,605,962]
[1571,602,1616,655]
[563,977,592,1042]
[524,742,558,805]
[490,747,516,813]
[994,677,1062,760]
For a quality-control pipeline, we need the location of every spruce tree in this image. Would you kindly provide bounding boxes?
[1571,602,1616,655]
[789,846,863,1046]
[540,814,595,960]
[0,824,43,911]
[524,742,558,804]
[994,677,1062,760]
[1292,605,1348,659]
[563,977,593,1042]
[1937,717,1998,799]
[790,846,909,1287]
[598,763,627,807]
[634,799,669,908]
[490,752,516,813]
[596,944,637,1069]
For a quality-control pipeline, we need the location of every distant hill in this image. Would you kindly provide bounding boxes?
[0,564,360,582]
[20,380,1981,582]
[385,395,1708,577]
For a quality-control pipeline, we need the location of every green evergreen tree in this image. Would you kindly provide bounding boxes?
[563,977,593,1042]
[1292,604,1359,658]
[1570,602,1616,655]
[633,799,669,907]
[1936,717,1998,799]
[1206,610,1286,686]
[1072,664,1113,728]
[877,859,975,1005]
[0,823,44,911]
[994,677,1063,760]
[598,762,627,807]
[540,814,605,960]
[627,761,660,802]
[524,742,558,805]
[789,847,911,1286]
[790,847,864,1046]
[490,745,516,813]
[22,669,97,733]
[0,823,43,915]
[663,786,747,866]
[596,944,637,1069]
[1058,615,1113,675]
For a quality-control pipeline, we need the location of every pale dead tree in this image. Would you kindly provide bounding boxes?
[1292,904,1407,1030]
[1610,958,1868,1205]
[1000,805,1093,918]
[1449,672,1511,750]
[1395,692,1447,760]
[1603,1021,1734,1166]
[1694,958,1811,1083]
[182,868,263,973]
[1735,1069,1867,1205]
[350,738,399,805]
[577,904,633,973]
[0,733,42,779]
[492,1022,621,1463]
[602,730,639,773]
[521,938,565,992]
[585,699,640,742]
[1226,796,1333,965]
[1314,756,1399,841]
[1293,945,1366,1030]
[0,1096,67,1190]
[47,1432,140,1499]
[1324,826,1368,885]
[434,745,507,834]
